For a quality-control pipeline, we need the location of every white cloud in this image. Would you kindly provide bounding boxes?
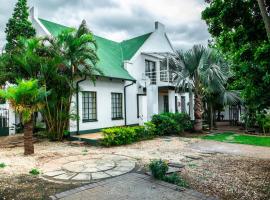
[0,0,210,51]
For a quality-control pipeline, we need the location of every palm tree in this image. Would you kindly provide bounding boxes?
[40,20,101,140]
[0,79,48,155]
[171,45,230,132]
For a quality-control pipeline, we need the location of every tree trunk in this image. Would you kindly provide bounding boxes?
[24,116,34,155]
[194,92,203,132]
[209,103,214,130]
[257,0,270,40]
[189,90,194,120]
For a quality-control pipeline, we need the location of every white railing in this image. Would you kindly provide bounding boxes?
[143,70,176,85]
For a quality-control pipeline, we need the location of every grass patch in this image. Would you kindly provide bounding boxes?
[0,163,6,168]
[202,132,270,147]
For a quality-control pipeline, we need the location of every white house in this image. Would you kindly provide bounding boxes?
[27,7,192,135]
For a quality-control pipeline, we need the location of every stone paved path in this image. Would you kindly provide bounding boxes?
[41,154,136,183]
[50,173,217,200]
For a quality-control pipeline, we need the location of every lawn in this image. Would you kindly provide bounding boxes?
[202,132,270,147]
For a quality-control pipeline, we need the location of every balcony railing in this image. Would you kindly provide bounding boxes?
[143,70,177,85]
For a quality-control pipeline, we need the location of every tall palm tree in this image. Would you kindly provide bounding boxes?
[40,20,101,140]
[0,79,48,155]
[171,45,229,132]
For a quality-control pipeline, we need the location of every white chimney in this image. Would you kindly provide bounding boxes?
[30,7,37,19]
[155,21,165,33]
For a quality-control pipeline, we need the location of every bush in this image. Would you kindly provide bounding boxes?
[149,159,168,179]
[151,113,192,135]
[0,163,6,168]
[149,159,189,188]
[102,123,157,146]
[29,168,40,175]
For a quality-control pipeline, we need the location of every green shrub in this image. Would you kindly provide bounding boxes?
[149,159,169,179]
[29,168,40,175]
[163,173,189,188]
[151,112,192,135]
[149,159,189,188]
[102,123,157,147]
[0,163,6,168]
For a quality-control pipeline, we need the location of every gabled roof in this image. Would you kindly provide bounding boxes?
[38,18,153,81]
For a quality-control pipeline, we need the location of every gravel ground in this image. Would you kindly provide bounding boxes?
[0,135,269,200]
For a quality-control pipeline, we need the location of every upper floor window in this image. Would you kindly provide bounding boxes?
[82,91,97,122]
[111,93,123,119]
[145,60,156,84]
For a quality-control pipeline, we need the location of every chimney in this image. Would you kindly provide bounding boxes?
[30,7,38,19]
[155,21,165,33]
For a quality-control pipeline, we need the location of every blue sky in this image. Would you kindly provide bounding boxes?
[0,0,210,50]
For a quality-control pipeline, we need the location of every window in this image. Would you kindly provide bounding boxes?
[145,60,156,84]
[164,95,169,112]
[111,93,123,119]
[82,91,97,122]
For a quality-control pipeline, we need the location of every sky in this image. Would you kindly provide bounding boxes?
[0,0,210,51]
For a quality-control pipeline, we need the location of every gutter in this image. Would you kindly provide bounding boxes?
[76,76,87,135]
[124,81,135,125]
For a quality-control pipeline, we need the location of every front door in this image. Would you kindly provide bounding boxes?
[0,108,9,136]
[164,95,169,112]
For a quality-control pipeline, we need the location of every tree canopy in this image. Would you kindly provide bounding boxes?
[5,0,35,51]
[202,0,270,114]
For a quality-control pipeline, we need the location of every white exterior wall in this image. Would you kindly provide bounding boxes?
[69,78,125,133]
[0,103,16,135]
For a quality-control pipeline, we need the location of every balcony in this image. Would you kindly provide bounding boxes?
[142,70,177,86]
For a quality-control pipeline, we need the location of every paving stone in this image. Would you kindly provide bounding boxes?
[166,166,182,174]
[44,170,66,177]
[71,173,91,181]
[91,172,111,180]
[54,172,76,180]
[53,173,215,200]
[168,162,185,168]
[105,170,126,176]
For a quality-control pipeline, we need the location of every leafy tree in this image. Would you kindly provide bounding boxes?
[0,79,48,155]
[5,0,35,51]
[171,45,233,131]
[0,20,100,140]
[202,0,270,124]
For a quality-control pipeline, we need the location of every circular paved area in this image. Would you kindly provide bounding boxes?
[40,154,136,183]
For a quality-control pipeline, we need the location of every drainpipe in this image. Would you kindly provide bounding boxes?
[124,81,135,125]
[76,76,87,135]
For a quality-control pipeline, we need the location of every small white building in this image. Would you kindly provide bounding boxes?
[27,8,192,135]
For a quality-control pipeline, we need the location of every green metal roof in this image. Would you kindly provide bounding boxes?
[39,18,153,81]
[121,33,152,60]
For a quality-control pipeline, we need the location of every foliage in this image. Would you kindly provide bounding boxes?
[151,112,192,135]
[149,159,189,188]
[163,173,189,188]
[256,112,270,134]
[29,168,40,175]
[102,123,157,146]
[149,159,169,179]
[0,163,6,168]
[0,20,100,141]
[202,132,270,147]
[202,0,270,119]
[5,0,35,51]
[0,79,48,123]
[171,45,234,131]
